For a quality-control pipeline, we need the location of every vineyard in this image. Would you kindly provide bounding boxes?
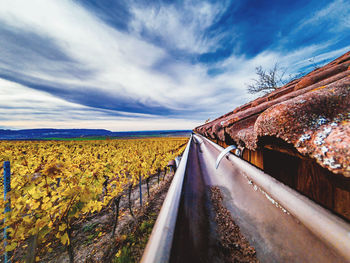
[0,137,188,262]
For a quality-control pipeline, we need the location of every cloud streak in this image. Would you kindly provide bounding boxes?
[0,0,349,130]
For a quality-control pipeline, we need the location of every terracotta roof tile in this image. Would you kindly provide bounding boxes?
[194,51,350,177]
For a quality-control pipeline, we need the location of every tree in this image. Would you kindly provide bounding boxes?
[247,63,286,95]
[247,62,310,95]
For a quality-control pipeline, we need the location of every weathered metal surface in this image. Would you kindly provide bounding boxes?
[142,134,350,262]
[140,135,192,263]
[215,145,237,169]
[199,134,350,262]
[170,139,216,263]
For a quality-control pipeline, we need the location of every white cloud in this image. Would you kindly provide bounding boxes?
[0,78,83,111]
[297,0,350,32]
[0,78,201,130]
[0,0,243,119]
[0,0,349,131]
[0,0,169,101]
[129,1,227,53]
[0,78,158,120]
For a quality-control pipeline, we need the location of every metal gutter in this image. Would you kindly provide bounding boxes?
[140,135,192,263]
[142,134,350,262]
[199,134,350,262]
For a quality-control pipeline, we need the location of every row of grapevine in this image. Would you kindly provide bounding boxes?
[0,137,188,262]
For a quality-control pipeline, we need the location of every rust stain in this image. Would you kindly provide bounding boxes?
[295,77,314,91]
[312,85,327,92]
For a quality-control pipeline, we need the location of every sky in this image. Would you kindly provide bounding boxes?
[0,0,349,131]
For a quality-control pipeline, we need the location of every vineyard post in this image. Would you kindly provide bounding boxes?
[157,168,160,185]
[146,177,150,198]
[128,184,134,218]
[139,174,142,207]
[3,161,11,263]
[56,178,61,187]
[25,235,38,263]
[65,216,74,263]
[111,195,122,237]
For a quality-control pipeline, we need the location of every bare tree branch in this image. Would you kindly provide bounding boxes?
[247,63,286,95]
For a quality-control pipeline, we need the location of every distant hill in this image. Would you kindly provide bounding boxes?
[0,128,191,140]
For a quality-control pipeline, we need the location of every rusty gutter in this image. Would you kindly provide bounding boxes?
[141,135,192,263]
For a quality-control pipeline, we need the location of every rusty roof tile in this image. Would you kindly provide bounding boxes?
[194,51,350,177]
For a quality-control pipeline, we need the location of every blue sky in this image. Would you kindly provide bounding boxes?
[0,0,349,131]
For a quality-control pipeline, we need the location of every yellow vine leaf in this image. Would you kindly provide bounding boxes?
[5,242,17,252]
[42,201,52,210]
[23,216,32,223]
[59,224,67,232]
[0,137,188,255]
[32,201,40,210]
[61,232,70,245]
[28,187,41,199]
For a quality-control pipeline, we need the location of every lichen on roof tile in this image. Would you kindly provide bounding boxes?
[194,51,350,177]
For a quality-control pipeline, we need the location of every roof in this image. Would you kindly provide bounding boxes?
[194,51,350,177]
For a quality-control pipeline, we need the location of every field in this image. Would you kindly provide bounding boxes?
[0,137,188,261]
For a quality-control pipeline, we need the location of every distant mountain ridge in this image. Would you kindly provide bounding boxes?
[0,128,191,140]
